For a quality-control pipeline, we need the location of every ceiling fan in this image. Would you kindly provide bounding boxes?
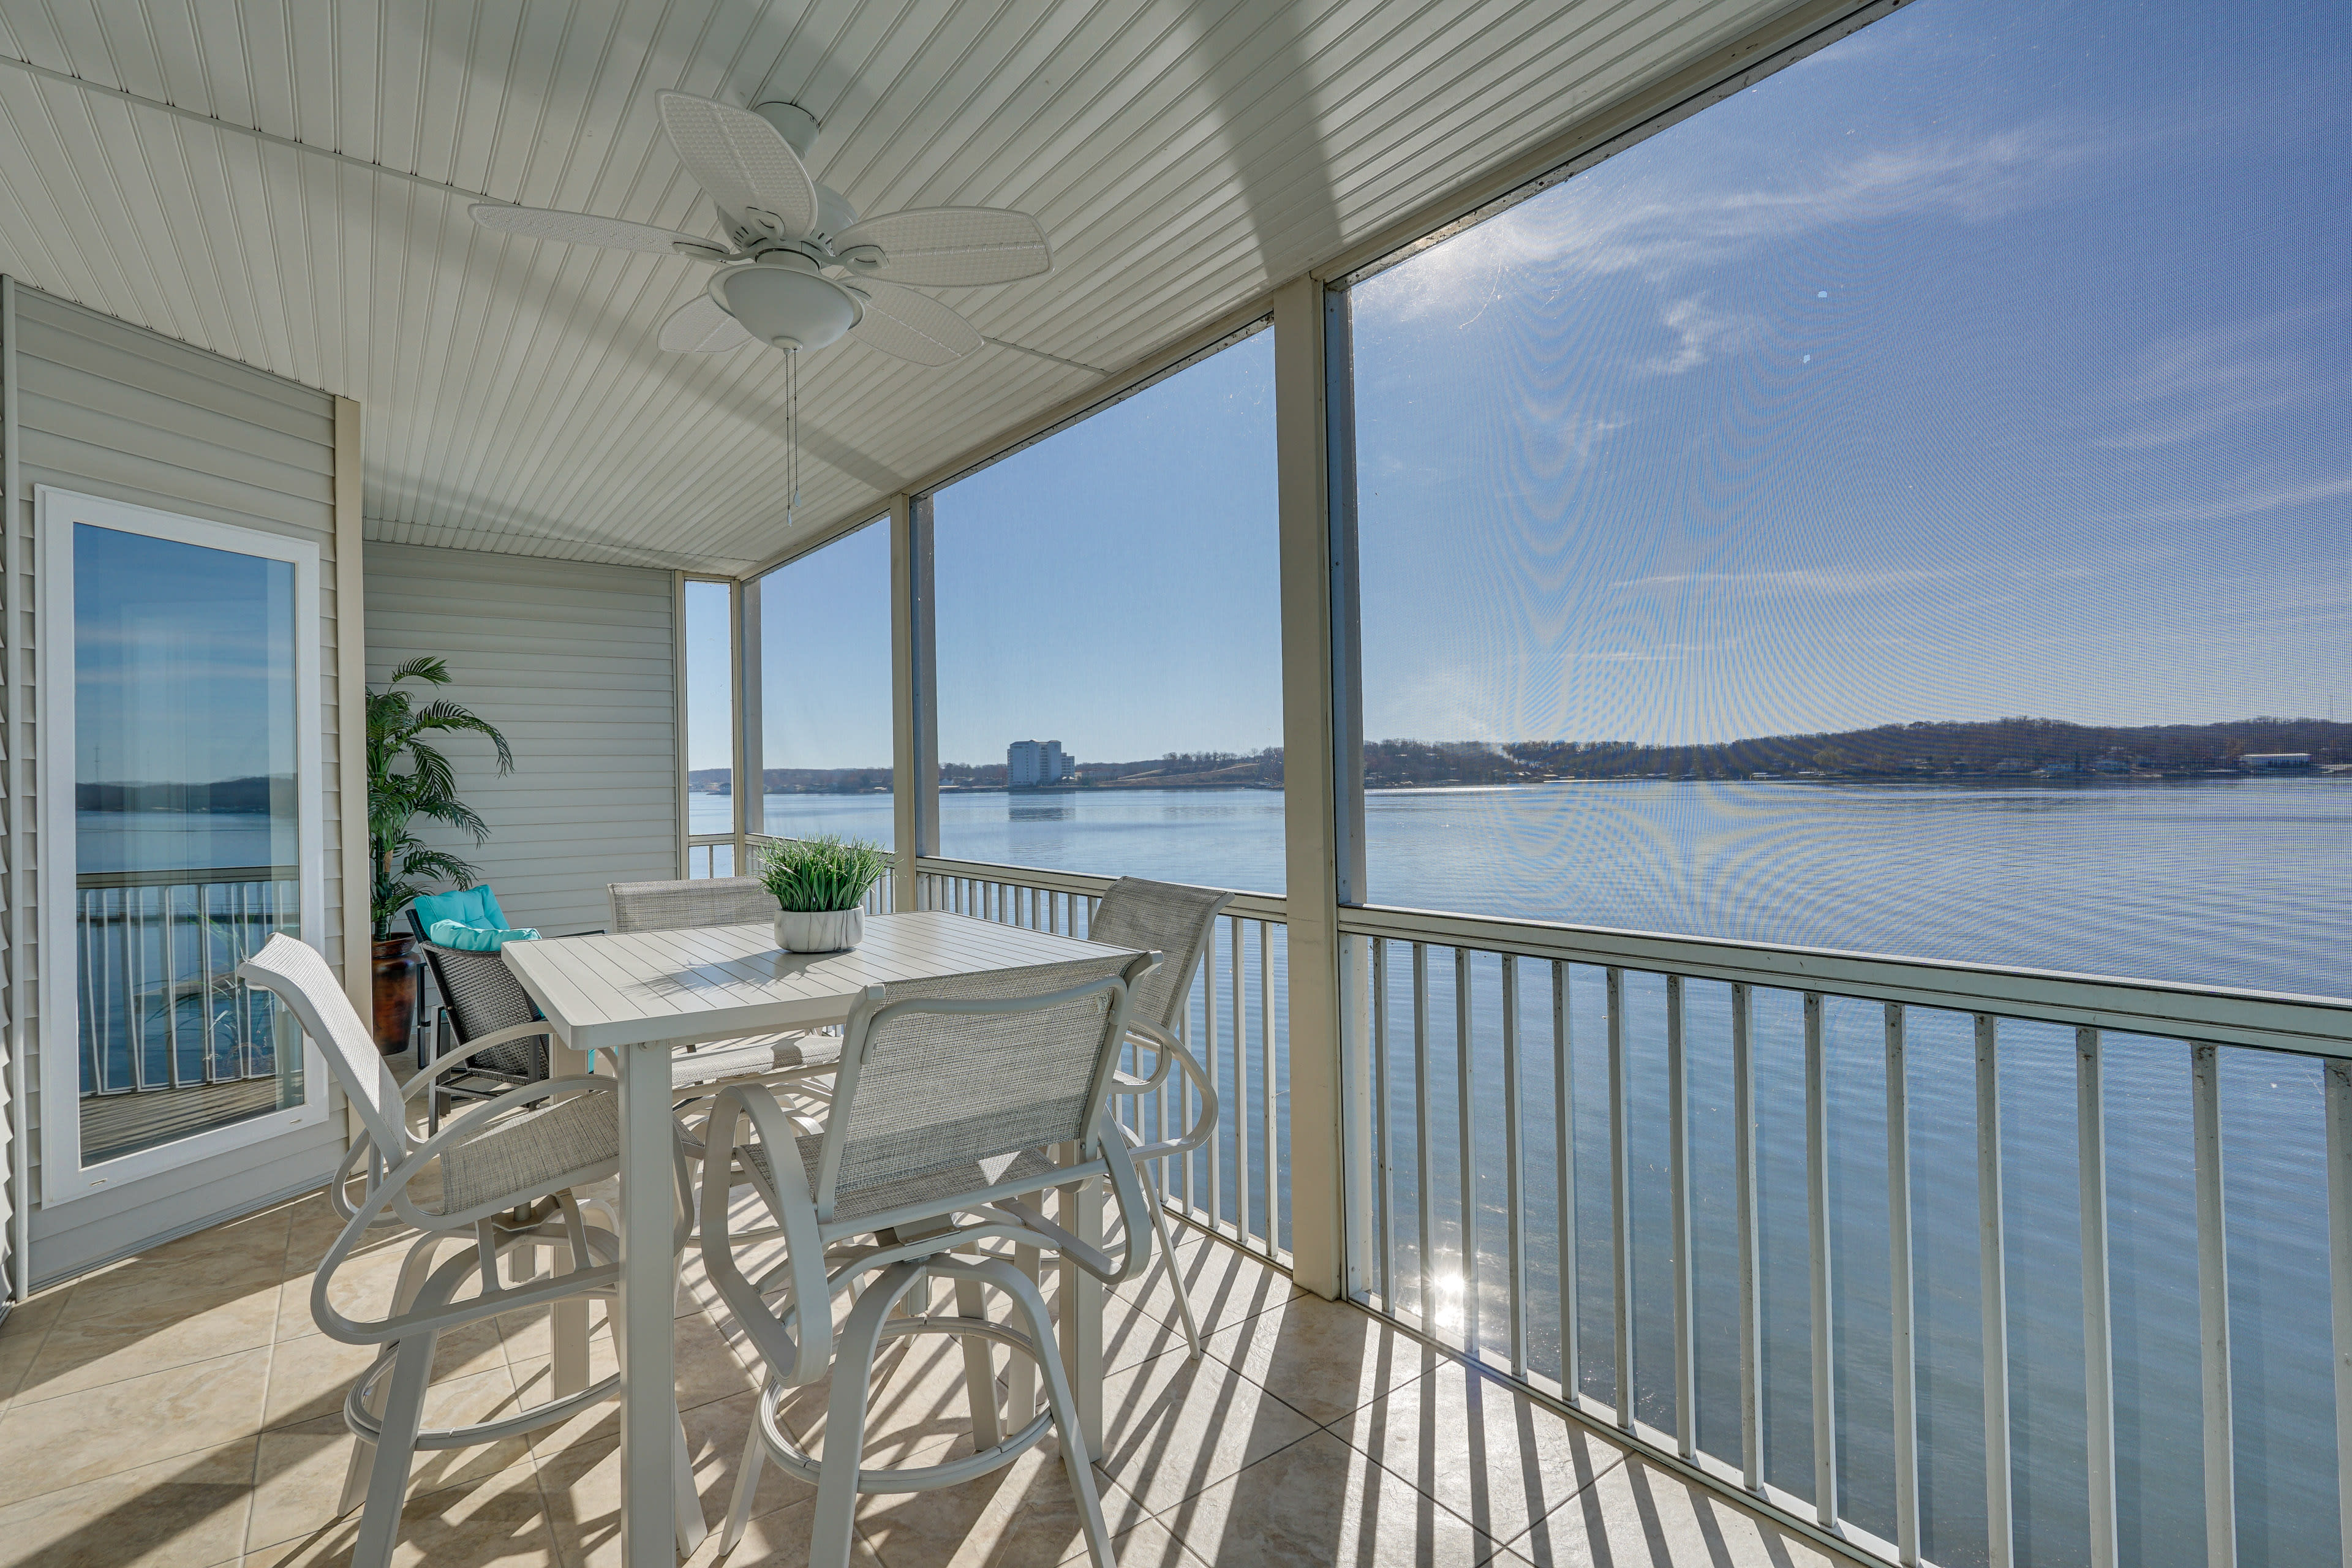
[468,93,1050,368]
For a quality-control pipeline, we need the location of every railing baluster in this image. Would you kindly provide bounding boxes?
[1887,1003,1920,1565]
[1608,965,1633,1430]
[1457,946,1477,1354]
[2328,1058,2352,1568]
[165,886,185,1080]
[2192,1041,2236,1568]
[2078,1027,2117,1568]
[1233,917,1252,1247]
[1261,919,1278,1255]
[1805,991,1836,1526]
[1978,1014,2013,1568]
[1374,937,1394,1309]
[1179,966,1197,1215]
[1204,919,1222,1237]
[1414,941,1433,1326]
[1503,954,1528,1381]
[1555,960,1579,1408]
[1670,973,1694,1460]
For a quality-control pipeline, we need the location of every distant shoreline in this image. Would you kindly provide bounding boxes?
[697,769,2350,804]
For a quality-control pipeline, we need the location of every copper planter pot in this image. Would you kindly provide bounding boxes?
[371,933,420,1054]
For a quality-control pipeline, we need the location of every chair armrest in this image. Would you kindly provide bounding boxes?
[1108,1020,1217,1166]
[1107,1020,1185,1093]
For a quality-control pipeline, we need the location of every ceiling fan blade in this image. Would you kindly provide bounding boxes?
[656,92,819,243]
[831,207,1051,287]
[846,282,984,366]
[469,203,723,258]
[658,294,753,353]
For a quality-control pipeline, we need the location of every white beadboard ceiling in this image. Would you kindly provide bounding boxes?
[0,0,1807,576]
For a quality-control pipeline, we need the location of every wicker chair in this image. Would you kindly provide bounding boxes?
[1088,876,1232,1358]
[412,941,554,1134]
[236,934,699,1568]
[697,949,1162,1568]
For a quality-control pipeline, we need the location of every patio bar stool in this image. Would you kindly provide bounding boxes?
[238,933,701,1568]
[697,949,1163,1568]
[1088,876,1233,1359]
[608,875,847,1128]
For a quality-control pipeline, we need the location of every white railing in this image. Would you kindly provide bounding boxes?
[914,856,1291,1266]
[1337,902,2352,1568]
[685,833,736,878]
[77,865,296,1097]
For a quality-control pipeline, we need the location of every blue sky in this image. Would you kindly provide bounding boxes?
[700,0,2349,769]
[1354,0,2351,745]
[75,524,295,784]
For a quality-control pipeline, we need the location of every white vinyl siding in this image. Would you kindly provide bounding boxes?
[362,541,677,938]
[4,284,348,1288]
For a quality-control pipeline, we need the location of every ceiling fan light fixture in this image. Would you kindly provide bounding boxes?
[711,258,861,353]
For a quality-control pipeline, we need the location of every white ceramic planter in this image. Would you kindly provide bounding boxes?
[773,906,864,954]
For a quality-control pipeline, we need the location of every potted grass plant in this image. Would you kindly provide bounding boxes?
[760,835,889,953]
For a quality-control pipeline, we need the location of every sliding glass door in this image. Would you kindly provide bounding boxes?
[40,488,326,1196]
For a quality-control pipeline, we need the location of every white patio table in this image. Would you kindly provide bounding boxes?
[503,909,1144,1568]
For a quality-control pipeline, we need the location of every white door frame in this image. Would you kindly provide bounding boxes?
[36,486,329,1200]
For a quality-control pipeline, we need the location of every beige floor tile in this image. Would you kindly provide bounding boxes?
[0,1435,257,1568]
[1325,1362,1630,1559]
[1515,1452,1847,1568]
[1107,1235,1303,1370]
[144,1203,298,1274]
[495,1300,611,1366]
[246,1364,543,1555]
[1199,1292,1434,1426]
[0,1324,56,1411]
[243,1455,555,1568]
[852,1434,1188,1568]
[0,1285,75,1343]
[260,1317,508,1431]
[0,1346,273,1506]
[1154,1428,1515,1567]
[1091,1340,1321,1521]
[532,1386,842,1568]
[282,1197,414,1278]
[279,1230,478,1343]
[19,1264,284,1403]
[679,1494,886,1568]
[774,1329,1009,1461]
[508,1304,755,1415]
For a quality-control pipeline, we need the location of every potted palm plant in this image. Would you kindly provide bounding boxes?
[759,835,889,953]
[367,657,513,1049]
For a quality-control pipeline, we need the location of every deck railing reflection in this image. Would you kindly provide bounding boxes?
[75,864,295,1097]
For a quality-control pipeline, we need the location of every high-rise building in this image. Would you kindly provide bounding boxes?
[1007,739,1075,787]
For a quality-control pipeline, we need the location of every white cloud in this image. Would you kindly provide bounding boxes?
[2100,300,2346,449]
[1363,123,2092,325]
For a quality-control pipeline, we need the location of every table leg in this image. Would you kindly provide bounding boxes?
[618,1039,701,1565]
[1058,1172,1104,1462]
[549,1037,594,1398]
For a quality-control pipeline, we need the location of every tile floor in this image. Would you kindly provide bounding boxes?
[0,1189,1852,1567]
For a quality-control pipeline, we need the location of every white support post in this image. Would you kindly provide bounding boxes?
[889,494,935,910]
[671,571,689,876]
[1274,273,1348,1299]
[0,274,25,1302]
[334,397,371,1150]
[737,571,763,850]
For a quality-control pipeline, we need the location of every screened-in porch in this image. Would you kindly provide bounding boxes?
[1,2,2348,1567]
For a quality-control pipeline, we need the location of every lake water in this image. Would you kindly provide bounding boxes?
[717,775,2348,997]
[714,776,2350,1566]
